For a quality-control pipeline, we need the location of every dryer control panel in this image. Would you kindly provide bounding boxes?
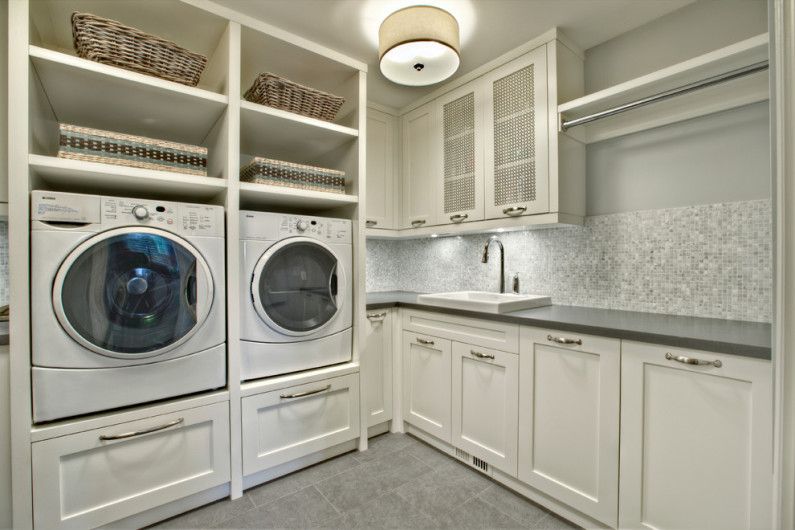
[31,191,224,237]
[240,210,351,243]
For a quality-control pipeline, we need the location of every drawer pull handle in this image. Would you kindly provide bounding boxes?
[99,417,184,441]
[665,352,722,368]
[416,338,435,346]
[470,350,495,360]
[547,334,582,346]
[280,384,332,399]
[502,206,527,216]
[366,220,377,227]
[450,214,468,223]
[367,312,387,322]
[411,219,426,228]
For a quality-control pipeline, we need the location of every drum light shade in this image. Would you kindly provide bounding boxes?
[379,6,460,86]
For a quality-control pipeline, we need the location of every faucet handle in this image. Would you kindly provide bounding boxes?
[512,274,520,294]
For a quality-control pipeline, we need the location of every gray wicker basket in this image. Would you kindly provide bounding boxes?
[244,73,345,122]
[58,124,208,176]
[72,12,207,87]
[241,157,346,194]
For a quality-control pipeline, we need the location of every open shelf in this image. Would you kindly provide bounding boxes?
[558,34,769,143]
[29,46,228,147]
[240,100,358,162]
[29,154,227,200]
[239,181,358,210]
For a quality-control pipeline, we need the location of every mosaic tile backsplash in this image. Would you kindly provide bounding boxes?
[366,200,772,322]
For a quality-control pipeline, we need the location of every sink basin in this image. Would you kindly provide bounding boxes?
[416,291,552,314]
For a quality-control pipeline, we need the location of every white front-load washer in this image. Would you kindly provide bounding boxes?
[240,211,352,381]
[31,191,227,422]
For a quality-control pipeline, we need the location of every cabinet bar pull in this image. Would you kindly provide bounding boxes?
[547,334,582,346]
[366,220,377,227]
[450,214,468,223]
[367,312,387,321]
[99,417,184,441]
[502,206,527,216]
[665,352,722,368]
[470,350,495,360]
[280,384,332,399]
[416,337,435,346]
[410,219,426,227]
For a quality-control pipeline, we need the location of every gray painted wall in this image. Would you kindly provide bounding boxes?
[585,0,768,92]
[586,101,771,215]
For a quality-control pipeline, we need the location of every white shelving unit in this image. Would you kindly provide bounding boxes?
[8,0,368,527]
[558,34,769,144]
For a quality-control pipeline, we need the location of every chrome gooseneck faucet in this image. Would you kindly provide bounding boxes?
[481,236,506,293]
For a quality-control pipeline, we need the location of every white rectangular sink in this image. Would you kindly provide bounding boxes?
[416,291,552,314]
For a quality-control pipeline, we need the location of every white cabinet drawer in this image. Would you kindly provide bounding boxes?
[242,373,360,476]
[32,401,230,530]
[402,309,519,353]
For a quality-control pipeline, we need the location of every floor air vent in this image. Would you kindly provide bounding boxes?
[454,448,491,474]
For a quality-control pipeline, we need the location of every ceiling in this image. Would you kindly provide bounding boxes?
[216,0,693,110]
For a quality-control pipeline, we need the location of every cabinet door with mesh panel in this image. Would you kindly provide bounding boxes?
[435,83,484,224]
[483,46,549,219]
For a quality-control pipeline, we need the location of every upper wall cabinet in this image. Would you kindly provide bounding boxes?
[392,32,585,237]
[483,48,549,219]
[435,84,484,225]
[366,107,398,230]
[401,103,439,229]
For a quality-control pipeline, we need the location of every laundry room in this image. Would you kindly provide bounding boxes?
[1,0,795,529]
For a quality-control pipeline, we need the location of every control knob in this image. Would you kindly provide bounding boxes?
[132,205,149,220]
[296,220,309,232]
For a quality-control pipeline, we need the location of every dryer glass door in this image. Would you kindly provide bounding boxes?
[253,239,342,335]
[55,228,213,358]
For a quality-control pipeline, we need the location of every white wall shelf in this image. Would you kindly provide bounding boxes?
[29,154,228,201]
[239,181,358,210]
[29,45,228,146]
[240,101,358,164]
[558,34,769,144]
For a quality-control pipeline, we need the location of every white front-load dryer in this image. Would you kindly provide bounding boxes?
[240,211,352,381]
[31,191,227,422]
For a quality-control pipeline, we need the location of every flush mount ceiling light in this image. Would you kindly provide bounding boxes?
[379,5,460,86]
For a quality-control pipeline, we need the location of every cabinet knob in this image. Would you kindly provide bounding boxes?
[410,219,426,228]
[470,350,495,360]
[416,337,434,346]
[366,220,377,227]
[367,312,387,322]
[502,206,527,216]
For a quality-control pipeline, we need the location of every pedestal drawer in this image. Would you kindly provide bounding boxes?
[242,373,360,476]
[32,401,230,530]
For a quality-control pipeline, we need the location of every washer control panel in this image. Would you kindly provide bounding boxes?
[279,214,351,242]
[31,191,224,237]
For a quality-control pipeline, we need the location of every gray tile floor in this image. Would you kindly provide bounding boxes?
[154,433,580,529]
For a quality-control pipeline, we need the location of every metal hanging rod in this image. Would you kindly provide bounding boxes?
[560,60,769,131]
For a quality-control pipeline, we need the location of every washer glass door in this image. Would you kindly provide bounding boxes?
[55,228,213,358]
[253,239,342,335]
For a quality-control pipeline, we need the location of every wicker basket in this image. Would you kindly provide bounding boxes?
[241,157,346,194]
[58,124,208,176]
[72,12,207,87]
[244,73,345,122]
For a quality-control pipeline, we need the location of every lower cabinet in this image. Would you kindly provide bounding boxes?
[402,331,452,442]
[241,373,360,476]
[517,328,620,527]
[619,341,773,530]
[364,309,393,428]
[32,401,230,530]
[451,342,518,475]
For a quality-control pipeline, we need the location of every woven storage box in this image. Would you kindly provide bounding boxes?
[241,157,346,194]
[244,73,345,122]
[72,12,207,87]
[58,124,208,176]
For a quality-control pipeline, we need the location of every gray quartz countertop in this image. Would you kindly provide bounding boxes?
[366,291,771,360]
